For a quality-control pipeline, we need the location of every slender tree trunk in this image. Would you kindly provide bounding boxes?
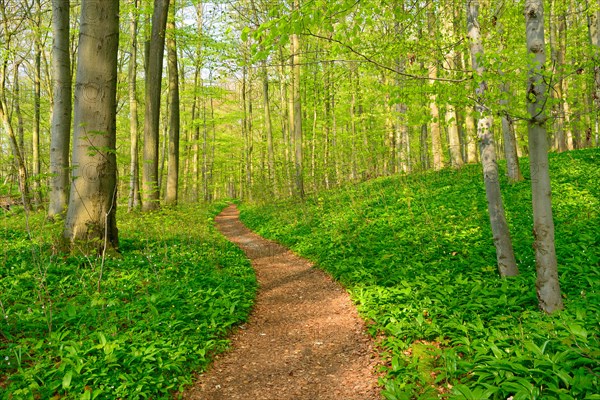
[13,64,26,157]
[165,3,180,205]
[465,105,478,163]
[203,83,211,201]
[444,5,464,169]
[63,0,119,252]
[550,0,567,152]
[350,80,358,180]
[499,82,524,182]
[142,0,170,211]
[278,48,292,196]
[0,10,32,212]
[588,0,600,146]
[31,0,42,209]
[262,58,275,194]
[128,0,141,211]
[525,0,563,313]
[324,61,332,187]
[0,100,31,212]
[428,7,444,171]
[420,124,429,170]
[291,3,304,198]
[467,0,518,277]
[49,0,72,218]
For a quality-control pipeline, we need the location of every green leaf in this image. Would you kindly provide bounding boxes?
[567,324,587,339]
[62,370,73,390]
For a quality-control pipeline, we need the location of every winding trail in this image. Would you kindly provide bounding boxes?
[183,205,381,400]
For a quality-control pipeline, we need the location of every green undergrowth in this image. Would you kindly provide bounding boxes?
[0,201,256,399]
[240,149,600,400]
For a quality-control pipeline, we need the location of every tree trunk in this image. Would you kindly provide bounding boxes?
[0,11,32,212]
[465,105,478,163]
[262,58,275,194]
[500,82,524,182]
[0,100,31,212]
[428,6,444,171]
[32,0,42,209]
[127,0,141,211]
[525,0,563,313]
[49,0,72,218]
[278,48,292,196]
[142,0,170,211]
[165,3,180,205]
[63,0,119,252]
[550,0,567,152]
[291,4,304,198]
[467,0,518,278]
[588,0,600,146]
[443,5,464,169]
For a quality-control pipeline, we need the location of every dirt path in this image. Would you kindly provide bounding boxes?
[183,205,381,400]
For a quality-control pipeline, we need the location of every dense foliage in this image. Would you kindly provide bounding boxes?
[241,149,600,399]
[0,202,256,399]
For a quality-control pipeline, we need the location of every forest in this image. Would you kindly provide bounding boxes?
[1,0,599,398]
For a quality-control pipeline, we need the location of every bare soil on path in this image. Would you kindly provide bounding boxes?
[183,205,381,400]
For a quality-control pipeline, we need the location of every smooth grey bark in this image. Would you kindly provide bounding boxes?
[467,0,518,277]
[63,0,119,251]
[142,0,170,211]
[525,0,564,313]
[127,0,141,211]
[165,4,180,205]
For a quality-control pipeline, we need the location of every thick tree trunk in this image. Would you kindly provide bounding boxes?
[165,4,180,205]
[48,0,72,218]
[127,0,141,211]
[525,0,564,313]
[63,0,119,252]
[467,0,518,277]
[142,0,170,211]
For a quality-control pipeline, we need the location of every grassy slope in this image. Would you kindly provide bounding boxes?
[241,149,600,400]
[0,202,256,399]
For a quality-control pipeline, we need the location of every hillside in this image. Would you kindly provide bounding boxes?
[240,149,600,399]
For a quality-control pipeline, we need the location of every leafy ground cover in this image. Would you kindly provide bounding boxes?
[0,202,256,399]
[241,149,600,399]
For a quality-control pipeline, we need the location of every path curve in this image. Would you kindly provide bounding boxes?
[183,205,381,400]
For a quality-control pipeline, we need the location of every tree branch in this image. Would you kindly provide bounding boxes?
[303,29,469,83]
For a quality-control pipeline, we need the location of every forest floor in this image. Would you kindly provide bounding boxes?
[183,205,382,399]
